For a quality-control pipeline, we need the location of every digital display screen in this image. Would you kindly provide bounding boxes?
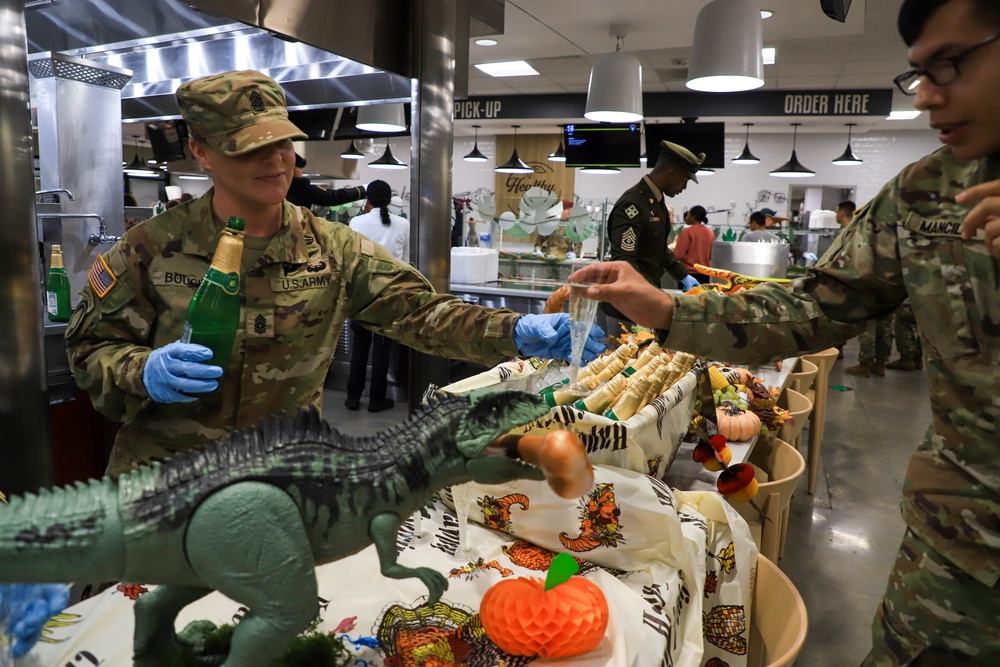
[644,122,726,169]
[563,123,642,168]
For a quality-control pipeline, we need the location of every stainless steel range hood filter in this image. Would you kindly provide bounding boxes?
[31,51,133,308]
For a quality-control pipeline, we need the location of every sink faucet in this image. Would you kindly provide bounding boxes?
[35,213,120,246]
[35,188,75,201]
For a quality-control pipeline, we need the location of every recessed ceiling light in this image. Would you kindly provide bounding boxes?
[475,38,498,46]
[762,47,776,65]
[760,9,774,19]
[887,110,921,120]
[474,60,540,77]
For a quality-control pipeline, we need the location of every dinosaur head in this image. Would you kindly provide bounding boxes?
[453,389,551,458]
[450,389,593,497]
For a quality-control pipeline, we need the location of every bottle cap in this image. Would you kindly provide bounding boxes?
[52,244,62,253]
[226,216,246,232]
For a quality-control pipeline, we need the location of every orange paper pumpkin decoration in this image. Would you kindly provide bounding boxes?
[480,555,609,658]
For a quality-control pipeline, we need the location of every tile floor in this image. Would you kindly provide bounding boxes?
[321,337,934,667]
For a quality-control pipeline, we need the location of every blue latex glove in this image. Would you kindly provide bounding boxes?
[514,313,605,363]
[680,274,701,291]
[0,583,70,658]
[143,341,223,403]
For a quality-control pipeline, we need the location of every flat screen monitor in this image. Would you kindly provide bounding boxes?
[145,120,188,163]
[288,109,338,141]
[645,122,726,169]
[563,123,642,168]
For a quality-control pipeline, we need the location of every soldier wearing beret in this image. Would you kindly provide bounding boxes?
[65,70,604,474]
[572,0,1000,663]
[601,140,704,323]
[286,152,367,210]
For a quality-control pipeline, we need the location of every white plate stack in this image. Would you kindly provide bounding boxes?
[450,247,499,284]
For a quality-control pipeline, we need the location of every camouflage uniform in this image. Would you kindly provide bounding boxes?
[857,316,893,366]
[889,299,923,363]
[65,195,521,473]
[661,147,1000,665]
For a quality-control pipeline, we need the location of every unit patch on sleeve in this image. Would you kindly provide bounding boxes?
[621,226,637,252]
[88,254,117,298]
[625,204,640,219]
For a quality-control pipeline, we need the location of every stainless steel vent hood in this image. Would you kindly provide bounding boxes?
[25,0,502,121]
[25,0,414,122]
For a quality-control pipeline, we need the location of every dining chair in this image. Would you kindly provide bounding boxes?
[729,437,806,564]
[801,347,840,494]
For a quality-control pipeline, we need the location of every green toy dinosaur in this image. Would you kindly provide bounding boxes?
[0,390,587,667]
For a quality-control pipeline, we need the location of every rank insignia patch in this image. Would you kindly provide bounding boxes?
[625,205,640,219]
[88,254,117,298]
[621,226,637,252]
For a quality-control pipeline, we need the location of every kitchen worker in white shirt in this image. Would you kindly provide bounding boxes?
[345,180,410,412]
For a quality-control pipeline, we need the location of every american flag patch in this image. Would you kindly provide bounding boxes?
[88,254,117,298]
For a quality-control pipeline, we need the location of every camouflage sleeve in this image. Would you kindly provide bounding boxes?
[343,236,521,366]
[661,245,690,282]
[64,241,157,422]
[663,178,909,364]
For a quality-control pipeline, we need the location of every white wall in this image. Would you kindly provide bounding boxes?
[334,129,940,228]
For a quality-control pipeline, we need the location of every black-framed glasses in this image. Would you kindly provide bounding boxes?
[894,33,1000,95]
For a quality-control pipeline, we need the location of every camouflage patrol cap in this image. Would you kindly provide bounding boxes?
[659,140,706,183]
[175,70,307,156]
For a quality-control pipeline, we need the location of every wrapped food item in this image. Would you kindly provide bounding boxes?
[605,376,652,421]
[625,341,662,372]
[574,373,629,414]
[578,342,637,382]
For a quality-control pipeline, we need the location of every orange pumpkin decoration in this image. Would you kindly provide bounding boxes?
[715,400,761,442]
[480,553,608,658]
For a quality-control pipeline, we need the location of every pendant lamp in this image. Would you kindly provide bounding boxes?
[770,123,815,177]
[123,137,156,176]
[580,167,621,174]
[584,29,643,123]
[463,124,488,162]
[356,103,406,132]
[687,0,764,92]
[696,167,715,176]
[495,125,533,174]
[548,125,566,162]
[369,143,407,170]
[732,123,760,164]
[340,140,365,160]
[832,123,863,165]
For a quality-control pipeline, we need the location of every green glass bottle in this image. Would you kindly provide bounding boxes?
[180,217,245,369]
[46,244,72,322]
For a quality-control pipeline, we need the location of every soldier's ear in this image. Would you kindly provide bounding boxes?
[454,389,549,457]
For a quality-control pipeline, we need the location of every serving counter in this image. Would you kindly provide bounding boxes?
[449,279,559,314]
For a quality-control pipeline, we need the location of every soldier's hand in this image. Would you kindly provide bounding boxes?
[513,313,604,363]
[143,341,223,403]
[957,181,1000,259]
[568,261,675,330]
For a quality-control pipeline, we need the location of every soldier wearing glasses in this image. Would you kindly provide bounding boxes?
[570,1,1000,663]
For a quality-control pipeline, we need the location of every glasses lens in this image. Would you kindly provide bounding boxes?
[927,60,959,87]
[894,71,919,95]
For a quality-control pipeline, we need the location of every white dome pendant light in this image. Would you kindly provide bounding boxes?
[687,0,764,93]
[585,26,643,123]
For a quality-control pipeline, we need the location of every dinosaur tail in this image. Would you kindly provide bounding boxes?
[0,477,125,584]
